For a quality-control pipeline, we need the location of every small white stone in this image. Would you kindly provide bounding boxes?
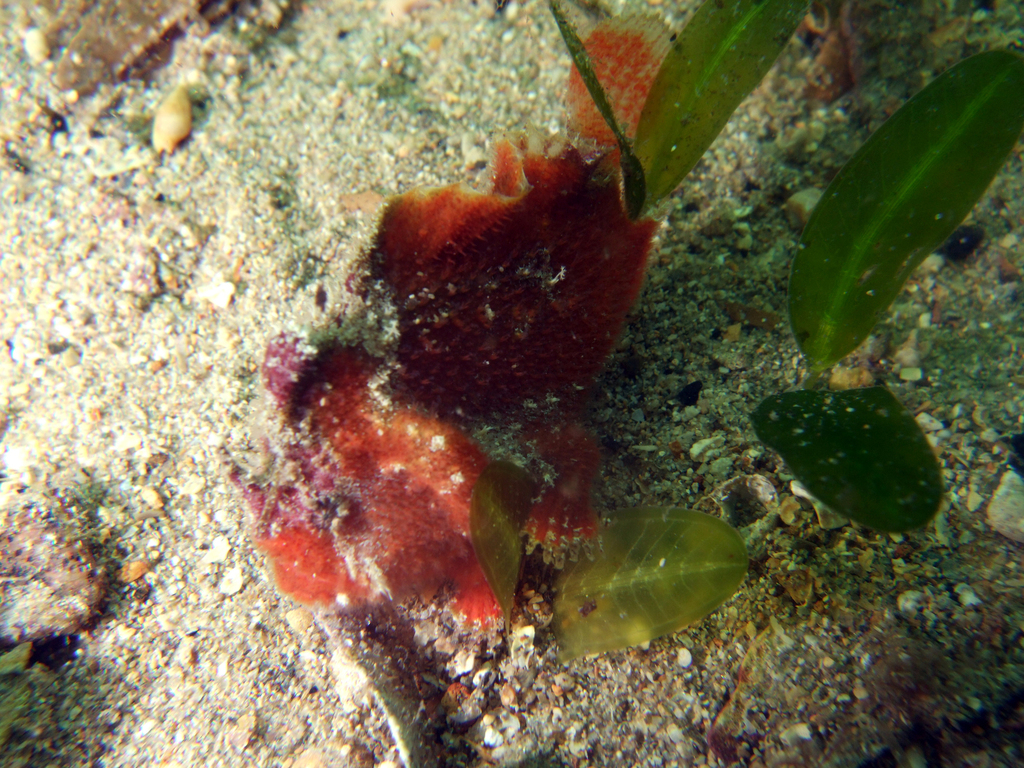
[954,583,982,608]
[966,488,984,513]
[175,636,198,667]
[140,486,164,509]
[897,589,925,615]
[285,608,314,633]
[219,567,245,596]
[914,413,943,432]
[779,722,812,746]
[676,647,693,668]
[23,28,49,64]
[201,535,231,564]
[690,437,717,460]
[450,648,476,676]
[899,367,923,382]
[979,428,1000,444]
[196,281,236,309]
[987,471,1024,542]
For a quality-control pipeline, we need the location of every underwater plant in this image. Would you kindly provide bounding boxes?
[526,6,1024,658]
[240,0,1024,689]
[754,47,1024,531]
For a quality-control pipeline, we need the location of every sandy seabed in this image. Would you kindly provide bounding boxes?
[2,1,1024,766]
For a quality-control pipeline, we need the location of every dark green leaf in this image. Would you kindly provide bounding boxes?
[554,508,747,661]
[550,0,646,217]
[470,461,536,626]
[752,387,944,531]
[790,49,1024,372]
[633,0,805,207]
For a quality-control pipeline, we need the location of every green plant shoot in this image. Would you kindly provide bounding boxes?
[633,0,806,208]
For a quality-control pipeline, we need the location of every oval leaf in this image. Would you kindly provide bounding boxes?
[554,508,747,661]
[790,49,1024,372]
[470,461,536,626]
[751,387,944,532]
[633,0,806,207]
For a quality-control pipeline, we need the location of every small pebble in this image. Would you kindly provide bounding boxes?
[919,253,945,273]
[677,380,703,406]
[219,567,245,596]
[937,224,984,262]
[777,496,799,525]
[23,28,49,64]
[120,559,150,582]
[779,722,812,746]
[226,713,256,750]
[987,470,1024,542]
[690,436,717,460]
[954,583,982,608]
[175,636,197,667]
[897,589,925,615]
[828,365,873,390]
[152,84,193,154]
[285,608,314,633]
[966,488,984,513]
[0,642,32,674]
[140,486,164,509]
[196,281,236,309]
[784,188,822,230]
[201,535,231,565]
[898,367,922,382]
[676,647,693,668]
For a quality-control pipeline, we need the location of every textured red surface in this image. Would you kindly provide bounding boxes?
[566,16,671,147]
[371,138,656,421]
[526,423,602,544]
[256,524,354,606]
[246,137,657,624]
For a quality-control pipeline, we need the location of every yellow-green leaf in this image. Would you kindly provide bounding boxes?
[470,461,536,626]
[554,508,747,661]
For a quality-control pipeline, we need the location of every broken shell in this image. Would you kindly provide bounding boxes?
[152,84,192,154]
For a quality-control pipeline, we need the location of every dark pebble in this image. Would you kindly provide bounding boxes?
[678,380,703,407]
[622,352,642,380]
[1010,433,1024,474]
[937,224,985,262]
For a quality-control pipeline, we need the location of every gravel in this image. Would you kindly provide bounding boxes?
[2,0,1024,766]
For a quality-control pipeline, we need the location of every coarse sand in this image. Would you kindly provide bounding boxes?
[2,1,1024,766]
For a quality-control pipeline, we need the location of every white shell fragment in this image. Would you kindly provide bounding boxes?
[152,84,193,154]
[196,281,236,309]
[23,28,49,65]
[986,470,1024,543]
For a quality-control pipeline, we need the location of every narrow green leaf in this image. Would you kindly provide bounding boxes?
[752,388,944,532]
[554,508,747,661]
[634,0,805,206]
[470,461,536,626]
[791,49,1024,372]
[550,0,646,217]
